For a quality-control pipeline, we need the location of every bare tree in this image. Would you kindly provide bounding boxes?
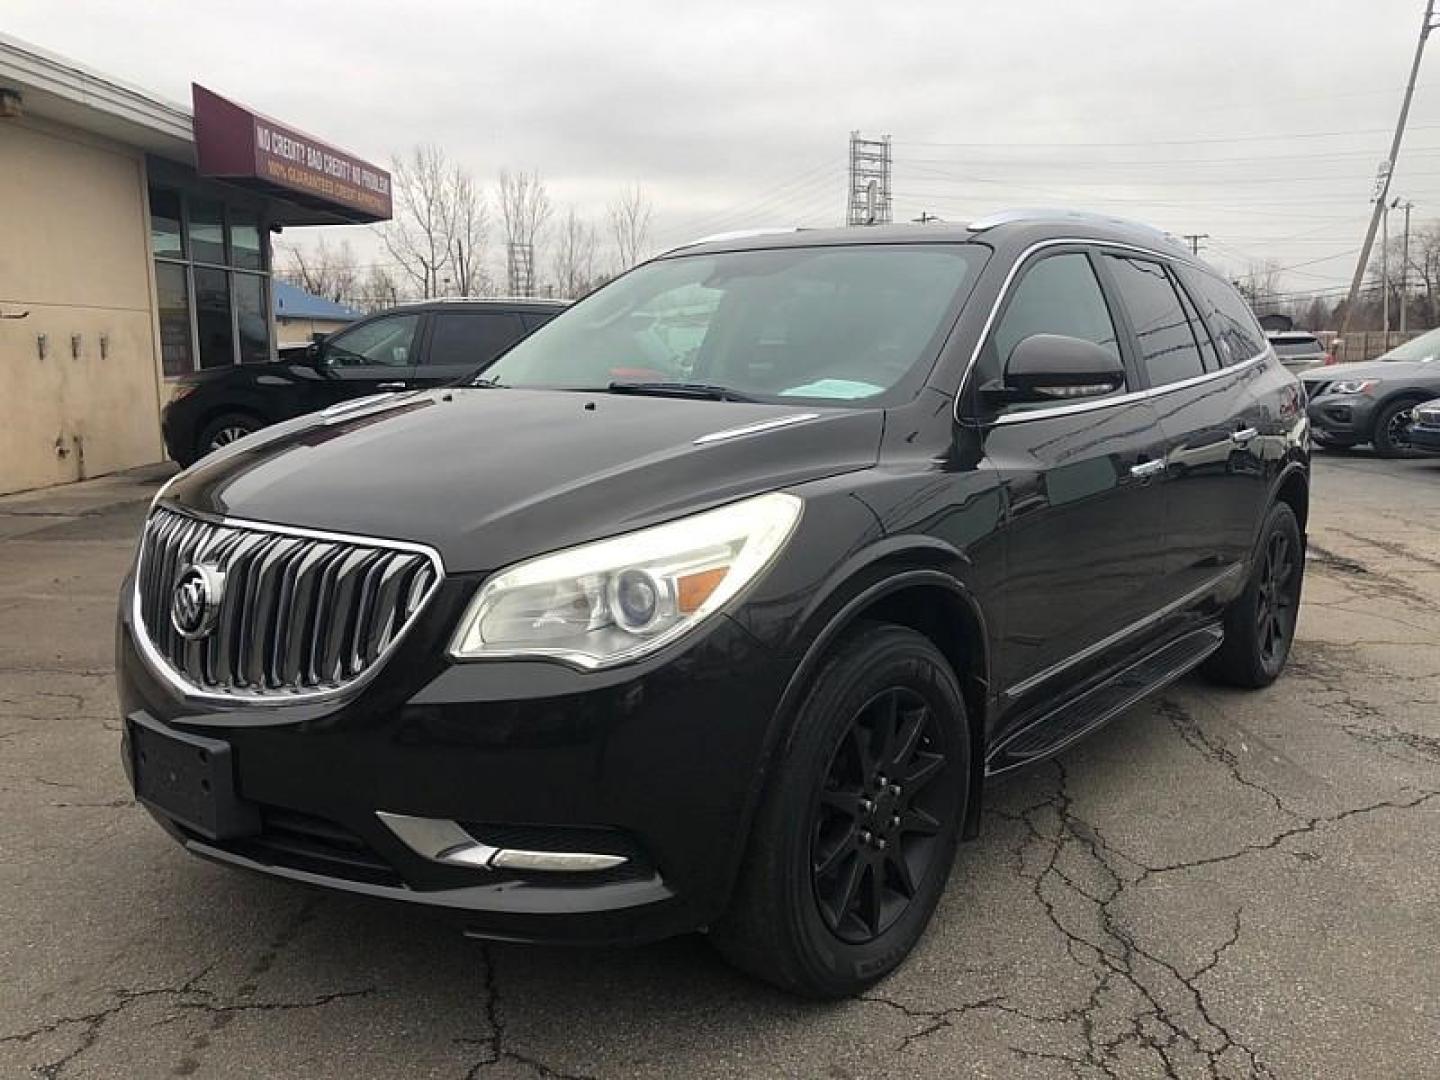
[279,236,360,303]
[380,144,459,299]
[497,169,552,296]
[551,209,599,299]
[449,169,490,297]
[608,182,653,272]
[357,263,404,313]
[1241,258,1286,315]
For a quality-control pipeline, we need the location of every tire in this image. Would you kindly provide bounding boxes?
[1371,398,1420,458]
[1201,502,1304,689]
[195,412,263,462]
[1311,431,1358,450]
[710,623,970,998]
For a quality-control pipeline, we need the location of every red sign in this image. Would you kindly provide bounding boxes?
[192,85,392,223]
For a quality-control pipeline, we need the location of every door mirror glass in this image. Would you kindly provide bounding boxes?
[999,334,1126,402]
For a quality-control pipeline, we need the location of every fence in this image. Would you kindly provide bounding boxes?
[1313,330,1426,365]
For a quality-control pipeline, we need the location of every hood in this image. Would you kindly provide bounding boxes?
[1302,358,1439,382]
[165,388,882,572]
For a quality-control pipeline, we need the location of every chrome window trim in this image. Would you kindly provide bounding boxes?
[130,505,446,705]
[953,236,1269,426]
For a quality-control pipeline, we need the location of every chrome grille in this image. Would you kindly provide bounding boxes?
[134,507,442,699]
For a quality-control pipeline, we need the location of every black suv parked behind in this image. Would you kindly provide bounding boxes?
[118,211,1309,997]
[162,297,567,465]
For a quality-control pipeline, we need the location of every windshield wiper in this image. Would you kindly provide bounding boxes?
[471,374,507,387]
[606,381,757,402]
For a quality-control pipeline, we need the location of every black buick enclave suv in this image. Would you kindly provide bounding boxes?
[117,211,1309,997]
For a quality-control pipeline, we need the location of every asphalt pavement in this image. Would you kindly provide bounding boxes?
[2,450,1438,1079]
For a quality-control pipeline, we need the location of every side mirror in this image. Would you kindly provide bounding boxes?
[996,334,1125,403]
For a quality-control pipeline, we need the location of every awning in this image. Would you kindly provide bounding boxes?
[192,84,392,225]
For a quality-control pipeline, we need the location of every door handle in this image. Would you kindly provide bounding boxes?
[1231,427,1259,445]
[376,381,408,391]
[1130,459,1166,480]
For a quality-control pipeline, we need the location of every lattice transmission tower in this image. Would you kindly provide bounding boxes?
[506,242,535,297]
[846,132,892,226]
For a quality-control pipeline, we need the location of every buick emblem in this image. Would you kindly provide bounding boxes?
[171,563,225,640]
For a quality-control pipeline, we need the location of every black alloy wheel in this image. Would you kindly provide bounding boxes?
[1202,500,1304,689]
[810,687,953,945]
[1372,399,1419,458]
[1254,527,1300,673]
[710,623,969,998]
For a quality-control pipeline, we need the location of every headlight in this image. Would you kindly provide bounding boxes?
[449,491,803,669]
[1329,379,1378,395]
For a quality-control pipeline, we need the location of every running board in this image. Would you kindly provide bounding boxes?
[986,624,1224,777]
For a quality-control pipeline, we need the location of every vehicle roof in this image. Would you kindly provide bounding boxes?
[660,210,1206,271]
[389,297,571,313]
[1266,330,1322,341]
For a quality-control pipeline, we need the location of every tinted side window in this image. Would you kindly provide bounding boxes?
[1104,255,1204,387]
[989,253,1122,386]
[1180,268,1267,366]
[1173,274,1220,372]
[426,312,525,367]
[520,311,560,332]
[325,314,420,368]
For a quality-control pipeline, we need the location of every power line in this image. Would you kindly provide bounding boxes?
[895,122,1440,150]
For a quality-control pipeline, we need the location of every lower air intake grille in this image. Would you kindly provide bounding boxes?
[135,507,442,699]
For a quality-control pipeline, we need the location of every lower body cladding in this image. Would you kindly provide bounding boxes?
[116,597,795,947]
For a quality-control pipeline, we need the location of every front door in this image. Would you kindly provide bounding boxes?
[974,248,1170,721]
[313,311,422,404]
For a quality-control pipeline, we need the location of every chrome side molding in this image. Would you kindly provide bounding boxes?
[694,412,820,445]
[376,812,628,873]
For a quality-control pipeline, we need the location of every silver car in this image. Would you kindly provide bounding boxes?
[1267,331,1330,375]
[1302,327,1440,456]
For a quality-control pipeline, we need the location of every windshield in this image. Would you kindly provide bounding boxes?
[1380,326,1440,363]
[478,244,985,403]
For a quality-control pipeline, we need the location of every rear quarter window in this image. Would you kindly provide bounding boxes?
[1179,268,1267,366]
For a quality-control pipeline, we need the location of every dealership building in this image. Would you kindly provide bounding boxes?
[0,33,391,495]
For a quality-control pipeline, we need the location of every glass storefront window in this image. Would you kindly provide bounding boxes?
[155,262,193,377]
[194,267,235,369]
[235,274,269,364]
[190,199,226,265]
[230,211,263,272]
[150,189,184,258]
[149,183,271,375]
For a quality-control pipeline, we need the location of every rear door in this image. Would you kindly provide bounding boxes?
[413,309,529,388]
[978,247,1171,716]
[313,311,422,403]
[1105,256,1271,604]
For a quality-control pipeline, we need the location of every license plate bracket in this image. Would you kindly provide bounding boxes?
[128,713,260,840]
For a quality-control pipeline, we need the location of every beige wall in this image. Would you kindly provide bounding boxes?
[0,117,164,495]
[276,316,354,346]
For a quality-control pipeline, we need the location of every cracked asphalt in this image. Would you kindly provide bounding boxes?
[2,450,1438,1080]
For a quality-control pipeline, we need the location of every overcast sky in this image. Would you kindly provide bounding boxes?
[11,0,1440,295]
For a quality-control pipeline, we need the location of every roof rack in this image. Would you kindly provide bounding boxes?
[421,296,570,304]
[967,208,1188,251]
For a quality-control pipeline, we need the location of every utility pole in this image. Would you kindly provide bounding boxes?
[1382,201,1391,335]
[1182,233,1209,255]
[1398,198,1414,331]
[1341,0,1439,334]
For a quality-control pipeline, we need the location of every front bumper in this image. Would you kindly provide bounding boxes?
[117,574,796,945]
[1305,393,1377,438]
[1408,419,1440,452]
